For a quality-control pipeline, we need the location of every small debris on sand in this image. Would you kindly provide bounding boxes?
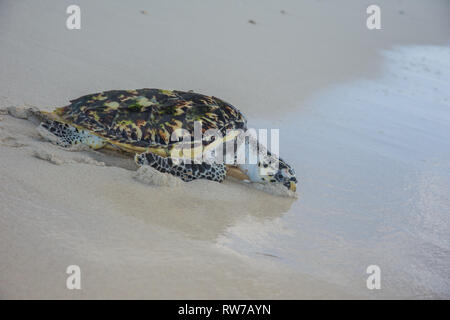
[248,20,256,25]
[134,165,182,187]
[73,156,105,166]
[0,136,27,148]
[32,149,105,166]
[4,106,37,119]
[6,106,30,119]
[33,150,66,165]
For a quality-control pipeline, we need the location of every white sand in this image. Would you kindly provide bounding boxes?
[0,0,449,299]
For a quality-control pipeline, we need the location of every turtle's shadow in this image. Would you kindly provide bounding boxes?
[98,159,297,242]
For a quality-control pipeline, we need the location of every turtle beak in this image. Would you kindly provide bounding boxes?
[283,180,297,192]
[289,181,296,192]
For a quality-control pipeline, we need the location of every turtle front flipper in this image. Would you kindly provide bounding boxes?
[135,152,227,183]
[37,120,106,150]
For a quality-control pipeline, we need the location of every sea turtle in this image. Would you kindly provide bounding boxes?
[33,89,297,191]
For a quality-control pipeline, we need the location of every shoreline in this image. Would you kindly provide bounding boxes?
[1,0,449,299]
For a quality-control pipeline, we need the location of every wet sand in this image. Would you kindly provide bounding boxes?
[0,0,449,298]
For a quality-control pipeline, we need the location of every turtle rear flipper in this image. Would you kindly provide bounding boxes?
[135,152,227,183]
[37,120,106,150]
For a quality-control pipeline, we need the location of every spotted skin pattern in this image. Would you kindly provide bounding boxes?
[135,152,227,183]
[38,120,105,149]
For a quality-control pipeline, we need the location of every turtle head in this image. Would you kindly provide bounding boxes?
[233,136,298,192]
[253,155,297,192]
[267,158,297,192]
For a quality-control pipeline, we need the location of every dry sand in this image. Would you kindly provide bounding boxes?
[0,0,449,299]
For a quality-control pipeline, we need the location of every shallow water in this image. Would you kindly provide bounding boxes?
[219,45,450,298]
